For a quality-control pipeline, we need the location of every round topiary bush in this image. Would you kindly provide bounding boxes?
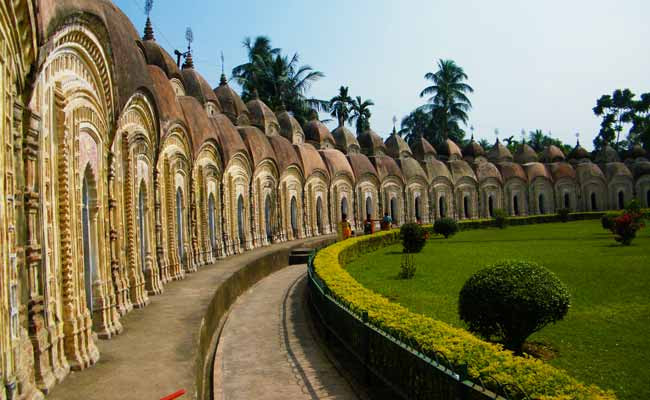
[601,212,619,231]
[434,217,458,239]
[400,223,426,253]
[557,208,570,223]
[493,209,508,229]
[458,260,570,353]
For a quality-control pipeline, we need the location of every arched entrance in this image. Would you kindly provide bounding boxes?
[365,196,373,218]
[463,195,469,219]
[539,194,545,214]
[591,192,597,211]
[176,188,184,264]
[390,197,398,222]
[290,196,298,238]
[414,196,421,221]
[137,183,148,274]
[264,195,272,242]
[439,196,446,218]
[82,168,98,313]
[564,193,570,209]
[341,197,348,217]
[208,194,217,255]
[237,195,245,245]
[488,195,494,217]
[513,195,520,216]
[316,197,323,234]
[618,191,625,209]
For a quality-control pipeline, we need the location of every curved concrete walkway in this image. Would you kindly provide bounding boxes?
[214,265,358,400]
[47,236,333,400]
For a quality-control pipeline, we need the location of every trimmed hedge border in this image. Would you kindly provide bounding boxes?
[312,214,625,400]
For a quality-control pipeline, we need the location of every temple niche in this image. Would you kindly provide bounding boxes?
[0,1,648,399]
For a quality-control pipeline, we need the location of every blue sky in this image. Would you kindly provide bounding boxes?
[115,0,649,150]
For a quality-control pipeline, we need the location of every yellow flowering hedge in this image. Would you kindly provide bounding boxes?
[313,227,616,400]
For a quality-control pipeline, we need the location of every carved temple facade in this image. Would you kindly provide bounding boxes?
[1,1,650,399]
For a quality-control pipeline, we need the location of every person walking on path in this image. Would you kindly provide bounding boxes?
[338,213,352,241]
[381,212,393,231]
[363,214,374,235]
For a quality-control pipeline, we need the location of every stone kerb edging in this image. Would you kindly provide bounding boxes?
[197,235,336,400]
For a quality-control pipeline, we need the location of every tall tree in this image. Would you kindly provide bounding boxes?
[349,96,374,134]
[399,108,432,146]
[420,59,473,146]
[329,86,353,127]
[527,130,571,154]
[232,36,326,125]
[593,89,650,151]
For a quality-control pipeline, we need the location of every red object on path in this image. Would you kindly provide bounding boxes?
[160,390,186,400]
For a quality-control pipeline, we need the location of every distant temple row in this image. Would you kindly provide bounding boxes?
[1,1,649,399]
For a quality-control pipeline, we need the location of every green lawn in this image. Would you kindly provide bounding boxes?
[346,221,650,400]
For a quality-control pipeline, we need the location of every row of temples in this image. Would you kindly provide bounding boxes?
[1,1,650,399]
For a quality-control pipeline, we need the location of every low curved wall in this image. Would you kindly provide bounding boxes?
[309,218,616,400]
[196,236,335,400]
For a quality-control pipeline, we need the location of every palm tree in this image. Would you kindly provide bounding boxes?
[478,138,492,151]
[329,86,353,127]
[232,36,279,99]
[349,96,374,134]
[420,59,473,144]
[232,36,326,125]
[400,108,432,145]
[528,129,545,151]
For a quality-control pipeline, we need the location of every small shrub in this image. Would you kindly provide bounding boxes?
[434,218,459,239]
[613,200,645,246]
[601,212,619,231]
[458,260,570,353]
[557,208,570,223]
[398,254,416,279]
[400,223,426,253]
[493,209,508,229]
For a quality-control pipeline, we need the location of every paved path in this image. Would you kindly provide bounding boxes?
[48,237,333,400]
[214,265,358,400]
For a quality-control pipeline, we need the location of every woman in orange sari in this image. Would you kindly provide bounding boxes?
[338,213,352,241]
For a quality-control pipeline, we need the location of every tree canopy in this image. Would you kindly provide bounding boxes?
[593,89,650,151]
[232,36,326,126]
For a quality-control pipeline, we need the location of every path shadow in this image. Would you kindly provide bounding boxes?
[282,273,360,399]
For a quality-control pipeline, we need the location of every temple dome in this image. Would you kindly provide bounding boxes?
[515,143,538,164]
[214,74,251,126]
[181,66,221,112]
[540,145,566,163]
[303,114,335,149]
[246,98,280,137]
[568,141,591,163]
[385,131,412,159]
[487,139,513,163]
[437,138,463,160]
[358,127,387,157]
[595,144,620,164]
[331,125,360,154]
[412,136,437,161]
[463,137,486,161]
[276,110,305,144]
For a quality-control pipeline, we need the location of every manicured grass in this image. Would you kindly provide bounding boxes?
[346,221,650,400]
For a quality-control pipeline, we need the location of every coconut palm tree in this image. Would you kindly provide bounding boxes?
[348,96,374,134]
[399,108,432,146]
[329,86,353,127]
[420,59,473,144]
[232,36,279,99]
[232,36,326,125]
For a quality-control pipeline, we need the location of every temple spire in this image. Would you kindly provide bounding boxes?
[143,0,155,41]
[182,27,194,69]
